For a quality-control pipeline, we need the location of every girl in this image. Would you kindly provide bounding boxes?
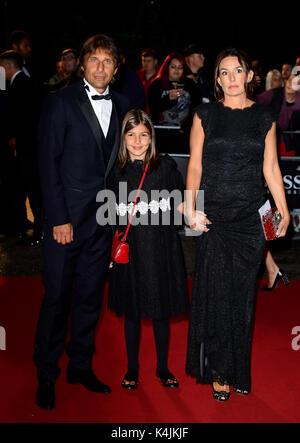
[108,109,189,390]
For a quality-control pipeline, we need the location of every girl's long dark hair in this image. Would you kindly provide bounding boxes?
[118,109,160,173]
[214,48,255,102]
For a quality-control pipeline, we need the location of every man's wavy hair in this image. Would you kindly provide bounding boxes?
[79,34,120,68]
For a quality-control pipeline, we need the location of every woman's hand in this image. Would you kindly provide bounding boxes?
[169,88,184,100]
[187,210,211,232]
[276,214,290,238]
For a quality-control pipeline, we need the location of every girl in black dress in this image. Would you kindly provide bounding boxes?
[185,49,290,401]
[108,109,189,390]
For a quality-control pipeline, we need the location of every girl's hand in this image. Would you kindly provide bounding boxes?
[276,214,290,238]
[187,210,211,232]
[109,261,114,269]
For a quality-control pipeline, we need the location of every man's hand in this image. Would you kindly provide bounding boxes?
[53,223,73,245]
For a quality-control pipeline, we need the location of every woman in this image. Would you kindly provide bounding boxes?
[185,48,290,401]
[265,69,284,91]
[147,52,201,153]
[108,109,188,390]
[257,68,300,156]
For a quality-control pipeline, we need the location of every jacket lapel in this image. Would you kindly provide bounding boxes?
[105,101,120,179]
[76,81,105,157]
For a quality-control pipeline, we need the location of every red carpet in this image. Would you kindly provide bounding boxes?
[0,276,300,423]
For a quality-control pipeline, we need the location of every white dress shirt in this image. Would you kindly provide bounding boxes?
[83,78,112,138]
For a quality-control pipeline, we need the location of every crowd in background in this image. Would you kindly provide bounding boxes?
[0,30,299,246]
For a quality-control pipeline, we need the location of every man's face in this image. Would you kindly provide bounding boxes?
[282,64,292,81]
[61,52,79,74]
[12,38,31,60]
[188,53,205,70]
[142,56,157,75]
[82,48,117,93]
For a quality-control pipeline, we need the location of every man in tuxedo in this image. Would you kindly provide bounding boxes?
[33,34,130,410]
[0,50,43,241]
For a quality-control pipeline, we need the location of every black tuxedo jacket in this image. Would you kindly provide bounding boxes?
[38,80,130,240]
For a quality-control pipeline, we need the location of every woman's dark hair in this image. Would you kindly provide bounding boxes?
[214,48,255,101]
[79,34,120,68]
[154,52,186,89]
[118,109,159,172]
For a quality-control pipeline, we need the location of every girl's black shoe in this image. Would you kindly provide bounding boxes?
[261,268,289,291]
[121,369,139,390]
[156,369,179,388]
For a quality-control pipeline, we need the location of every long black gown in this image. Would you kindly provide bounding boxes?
[185,102,276,392]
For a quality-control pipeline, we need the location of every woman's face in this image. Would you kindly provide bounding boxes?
[217,56,253,98]
[125,123,151,161]
[168,58,184,82]
[271,73,282,89]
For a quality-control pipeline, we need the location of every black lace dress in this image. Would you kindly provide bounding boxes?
[185,102,276,392]
[108,155,189,321]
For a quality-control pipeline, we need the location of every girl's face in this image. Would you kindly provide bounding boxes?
[125,123,151,161]
[217,56,253,98]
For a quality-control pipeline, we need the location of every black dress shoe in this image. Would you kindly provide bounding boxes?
[261,268,290,291]
[35,381,55,410]
[66,369,111,393]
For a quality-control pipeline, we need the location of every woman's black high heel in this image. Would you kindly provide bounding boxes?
[212,385,231,402]
[233,387,249,395]
[261,268,289,291]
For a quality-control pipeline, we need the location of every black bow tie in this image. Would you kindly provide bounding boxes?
[91,94,112,101]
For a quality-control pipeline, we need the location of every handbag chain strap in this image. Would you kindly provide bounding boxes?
[122,161,149,241]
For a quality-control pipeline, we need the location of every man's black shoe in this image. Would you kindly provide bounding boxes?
[35,381,55,410]
[66,369,111,393]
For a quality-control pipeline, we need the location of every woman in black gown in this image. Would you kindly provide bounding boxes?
[185,48,290,401]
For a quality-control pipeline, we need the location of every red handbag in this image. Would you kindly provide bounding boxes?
[111,162,149,264]
[262,207,282,241]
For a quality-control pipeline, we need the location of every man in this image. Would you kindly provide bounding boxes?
[184,44,212,104]
[281,63,292,83]
[46,48,82,92]
[10,30,32,76]
[137,48,159,113]
[0,50,43,243]
[9,30,44,91]
[34,34,130,410]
